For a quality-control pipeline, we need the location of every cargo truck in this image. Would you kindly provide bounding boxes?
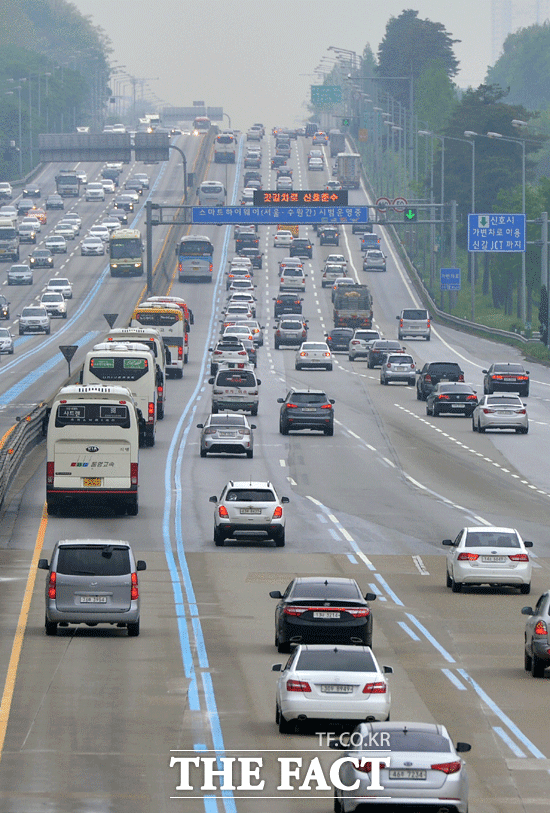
[336,152,361,189]
[333,284,373,329]
[0,217,19,261]
[329,129,346,157]
[55,169,80,197]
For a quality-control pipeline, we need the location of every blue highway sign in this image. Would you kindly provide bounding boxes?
[440,267,461,291]
[468,213,525,252]
[192,206,370,225]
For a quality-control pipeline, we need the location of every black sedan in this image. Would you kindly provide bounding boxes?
[483,363,530,397]
[426,383,478,417]
[271,155,287,169]
[367,340,404,368]
[325,327,354,352]
[45,194,64,210]
[29,248,54,268]
[0,295,10,320]
[278,388,334,435]
[22,185,41,198]
[270,576,377,652]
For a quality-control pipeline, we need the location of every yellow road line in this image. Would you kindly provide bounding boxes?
[0,503,48,762]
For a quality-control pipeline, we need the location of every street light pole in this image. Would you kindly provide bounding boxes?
[464,131,477,321]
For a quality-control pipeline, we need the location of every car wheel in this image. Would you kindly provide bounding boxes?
[45,328,50,335]
[348,355,354,361]
[408,378,415,386]
[274,530,285,547]
[212,405,219,414]
[426,334,430,341]
[451,576,462,593]
[19,329,24,335]
[472,418,478,432]
[531,653,546,678]
[45,617,58,636]
[200,448,207,458]
[478,420,485,433]
[524,644,533,671]
[520,582,531,595]
[9,348,13,355]
[274,341,280,349]
[277,706,293,733]
[214,527,225,547]
[426,405,431,416]
[250,405,258,416]
[246,449,253,459]
[210,365,216,376]
[522,387,529,397]
[334,793,343,813]
[324,425,334,436]
[127,619,140,637]
[326,365,332,371]
[446,570,452,588]
[127,502,139,516]
[295,364,301,370]
[280,419,289,435]
[175,369,183,379]
[277,638,291,654]
[416,387,422,400]
[432,406,439,417]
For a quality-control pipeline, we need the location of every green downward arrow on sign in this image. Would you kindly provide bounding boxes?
[479,215,489,227]
[404,208,417,221]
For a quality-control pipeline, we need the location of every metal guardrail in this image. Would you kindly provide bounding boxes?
[0,128,217,512]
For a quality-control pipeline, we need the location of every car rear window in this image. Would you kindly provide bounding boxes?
[492,364,525,373]
[428,363,462,374]
[359,731,451,752]
[296,649,376,672]
[402,309,428,320]
[291,393,328,404]
[486,396,522,405]
[216,371,256,387]
[226,489,276,502]
[465,531,520,548]
[56,545,131,576]
[291,582,362,600]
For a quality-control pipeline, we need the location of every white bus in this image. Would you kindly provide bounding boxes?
[197,180,226,206]
[105,328,167,419]
[46,385,140,516]
[130,305,186,378]
[176,234,214,283]
[214,133,236,163]
[82,343,158,447]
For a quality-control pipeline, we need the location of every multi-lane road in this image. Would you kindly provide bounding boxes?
[0,128,548,813]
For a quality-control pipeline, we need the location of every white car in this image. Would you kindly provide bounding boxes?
[472,393,528,434]
[102,217,123,234]
[46,277,73,299]
[101,179,116,193]
[308,157,324,171]
[209,480,288,546]
[75,170,87,184]
[17,222,37,243]
[54,222,77,240]
[134,173,149,189]
[241,188,255,206]
[88,225,110,243]
[273,644,392,732]
[443,526,533,593]
[85,182,106,201]
[40,291,67,318]
[326,253,347,267]
[18,305,50,335]
[348,330,382,361]
[295,341,333,371]
[62,212,82,232]
[45,235,68,254]
[273,230,293,248]
[21,215,41,233]
[0,327,14,354]
[81,236,105,256]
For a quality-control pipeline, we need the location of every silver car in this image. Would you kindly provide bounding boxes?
[81,236,105,256]
[295,341,333,371]
[209,480,289,547]
[348,329,381,361]
[333,721,471,813]
[45,235,68,254]
[522,590,550,677]
[197,413,256,458]
[8,263,33,285]
[18,305,50,335]
[274,317,308,348]
[0,327,14,354]
[379,353,416,385]
[38,539,146,636]
[472,393,528,434]
[363,249,387,271]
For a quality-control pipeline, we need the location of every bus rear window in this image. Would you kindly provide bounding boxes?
[178,239,213,256]
[89,357,149,381]
[134,311,180,326]
[55,403,131,427]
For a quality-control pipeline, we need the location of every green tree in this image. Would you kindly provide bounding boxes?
[415,61,458,133]
[377,9,459,107]
[486,22,550,112]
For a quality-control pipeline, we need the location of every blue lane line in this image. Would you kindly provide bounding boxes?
[493,726,526,758]
[405,613,456,663]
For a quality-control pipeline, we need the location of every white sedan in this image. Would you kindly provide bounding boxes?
[81,236,105,256]
[295,341,333,371]
[46,278,73,299]
[308,157,324,171]
[273,230,293,248]
[443,525,533,594]
[88,225,110,243]
[273,644,392,733]
[44,235,67,254]
[472,393,528,434]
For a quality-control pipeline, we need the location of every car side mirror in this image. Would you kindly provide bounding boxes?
[175,247,178,255]
[365,592,376,601]
[383,666,393,674]
[250,424,256,429]
[269,590,283,599]
[482,369,488,374]
[209,495,218,503]
[256,379,261,385]
[281,496,290,504]
[330,399,335,404]
[521,606,535,615]
[136,560,147,571]
[208,378,214,385]
[524,540,533,548]
[277,398,284,403]
[37,558,49,570]
[197,423,204,429]
[442,539,453,546]
[271,663,282,672]
[396,315,399,320]
[456,743,471,753]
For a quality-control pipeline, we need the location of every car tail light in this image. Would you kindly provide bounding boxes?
[158,385,163,398]
[272,506,283,519]
[283,606,308,616]
[483,408,495,414]
[438,394,450,401]
[214,350,223,356]
[286,679,311,692]
[356,761,386,773]
[431,761,461,774]
[457,552,479,560]
[466,394,477,401]
[534,620,548,636]
[458,373,465,381]
[131,463,138,486]
[286,402,298,408]
[399,319,404,327]
[204,428,216,435]
[131,572,139,600]
[301,330,307,337]
[47,461,54,485]
[362,682,387,694]
[238,350,247,356]
[218,506,229,518]
[517,408,527,414]
[509,553,529,562]
[148,402,155,420]
[347,608,370,617]
[321,404,333,410]
[427,319,431,328]
[48,571,56,599]
[425,373,432,382]
[351,340,360,345]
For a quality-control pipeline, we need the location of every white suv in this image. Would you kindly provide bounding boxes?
[348,329,382,361]
[18,305,50,335]
[209,480,289,547]
[85,182,106,202]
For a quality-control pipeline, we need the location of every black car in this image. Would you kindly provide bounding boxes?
[109,208,128,225]
[289,237,313,258]
[367,340,404,369]
[16,200,36,216]
[319,226,340,246]
[235,233,259,251]
[270,576,377,652]
[244,170,262,187]
[237,246,263,269]
[426,383,478,417]
[124,179,143,194]
[325,327,354,351]
[114,197,134,212]
[483,363,530,397]
[22,185,41,198]
[271,155,287,169]
[0,295,10,320]
[101,166,120,185]
[276,167,293,179]
[416,361,465,400]
[45,194,64,210]
[278,388,334,435]
[29,248,54,268]
[273,293,303,318]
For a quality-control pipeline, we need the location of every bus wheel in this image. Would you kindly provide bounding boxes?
[175,369,183,379]
[127,502,138,516]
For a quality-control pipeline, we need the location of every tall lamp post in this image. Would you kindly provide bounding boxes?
[464,131,478,321]
[5,87,23,177]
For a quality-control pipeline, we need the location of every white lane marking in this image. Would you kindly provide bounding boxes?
[412,555,430,576]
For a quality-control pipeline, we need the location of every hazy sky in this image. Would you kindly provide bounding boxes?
[71,1,496,130]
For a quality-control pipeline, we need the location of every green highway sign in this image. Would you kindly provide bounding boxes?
[404,208,418,222]
[311,85,342,106]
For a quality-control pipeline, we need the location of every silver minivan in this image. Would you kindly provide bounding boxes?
[38,539,146,636]
[209,364,261,416]
[397,308,431,341]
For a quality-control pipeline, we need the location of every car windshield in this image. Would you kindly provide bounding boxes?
[357,730,451,752]
[33,251,49,257]
[41,294,61,302]
[22,308,46,316]
[296,649,376,672]
[226,489,276,502]
[56,545,131,576]
[0,329,10,338]
[465,531,520,548]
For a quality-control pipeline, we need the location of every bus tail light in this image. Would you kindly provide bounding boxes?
[47,461,54,485]
[148,402,155,421]
[178,346,183,360]
[130,463,138,486]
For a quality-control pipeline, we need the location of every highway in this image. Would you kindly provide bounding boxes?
[0,127,548,813]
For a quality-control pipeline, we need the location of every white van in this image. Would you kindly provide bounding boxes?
[82,343,158,446]
[209,363,261,416]
[198,180,226,205]
[46,385,140,516]
[105,328,167,419]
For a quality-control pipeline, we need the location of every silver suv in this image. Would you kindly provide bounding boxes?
[38,539,147,636]
[380,353,416,385]
[397,308,431,340]
[273,317,308,348]
[209,480,289,546]
[348,329,381,361]
[18,305,50,335]
[363,249,387,271]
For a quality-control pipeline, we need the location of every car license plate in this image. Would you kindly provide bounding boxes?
[302,408,316,411]
[388,769,426,780]
[313,611,340,619]
[504,376,516,380]
[440,377,449,382]
[481,556,506,563]
[80,596,107,603]
[83,478,102,487]
[219,432,237,437]
[451,403,463,408]
[321,685,353,693]
[240,507,261,514]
